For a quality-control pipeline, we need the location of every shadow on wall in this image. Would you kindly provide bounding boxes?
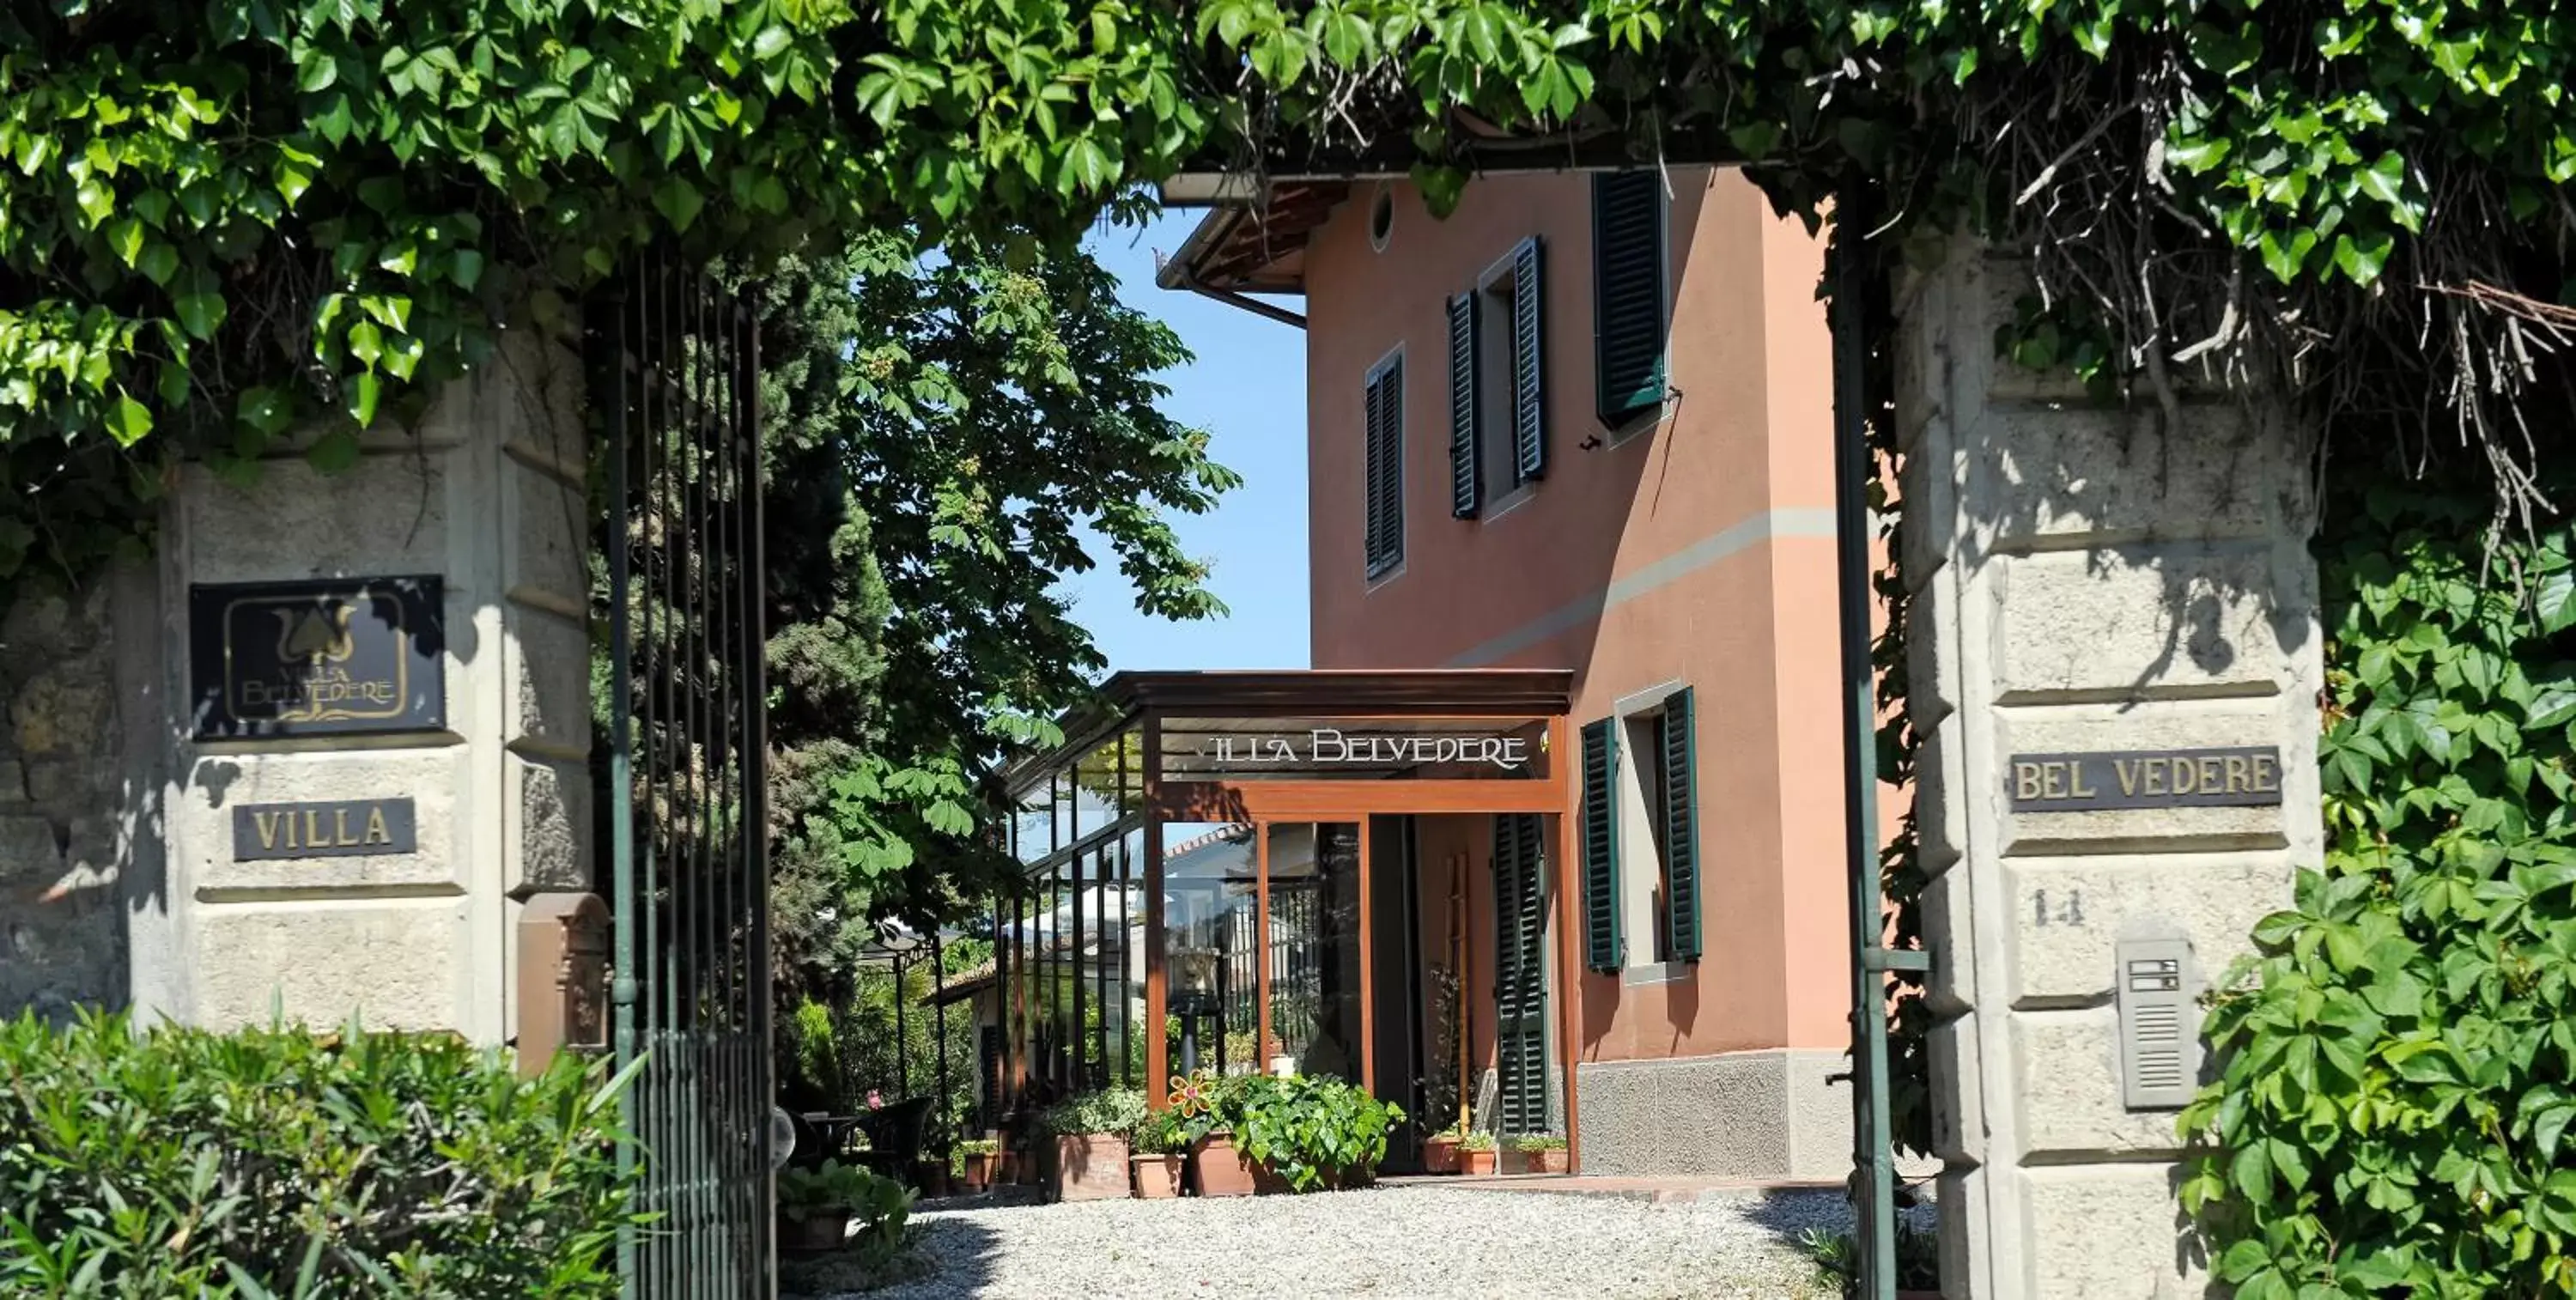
[1899,252,2321,690]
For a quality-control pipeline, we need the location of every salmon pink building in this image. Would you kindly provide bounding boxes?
[987,168,1857,1182]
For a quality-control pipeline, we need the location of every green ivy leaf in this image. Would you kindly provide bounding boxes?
[236,386,295,436]
[106,392,153,446]
[653,177,705,232]
[345,370,380,428]
[173,277,228,343]
[2538,571,2576,634]
[2332,231,2391,284]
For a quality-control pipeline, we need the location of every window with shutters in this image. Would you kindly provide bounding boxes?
[1590,171,1668,433]
[1449,239,1546,521]
[1621,711,1677,964]
[1586,683,1702,975]
[1363,351,1405,580]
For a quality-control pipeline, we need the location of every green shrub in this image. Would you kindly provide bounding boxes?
[1040,1086,1149,1138]
[0,1010,642,1297]
[1230,1076,1404,1193]
[1799,1219,1940,1297]
[2183,480,2576,1297]
[1510,1133,1566,1152]
[1455,1131,1496,1153]
[778,1158,907,1220]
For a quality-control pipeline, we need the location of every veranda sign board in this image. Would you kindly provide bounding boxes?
[1193,728,1534,772]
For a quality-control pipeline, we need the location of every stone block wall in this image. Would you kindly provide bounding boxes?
[1895,246,2322,1297]
[0,577,150,1022]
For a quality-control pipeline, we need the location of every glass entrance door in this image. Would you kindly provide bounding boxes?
[1261,822,1365,1084]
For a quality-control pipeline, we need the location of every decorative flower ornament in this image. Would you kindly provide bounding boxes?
[1168,1072,1211,1118]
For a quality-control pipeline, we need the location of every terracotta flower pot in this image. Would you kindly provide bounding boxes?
[776,1210,848,1254]
[962,1152,996,1189]
[1524,1147,1569,1175]
[1422,1136,1461,1175]
[1053,1133,1134,1201]
[1132,1153,1183,1199]
[1461,1147,1497,1175]
[1189,1133,1258,1197]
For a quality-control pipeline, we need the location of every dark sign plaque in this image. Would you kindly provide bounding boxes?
[2008,746,2284,812]
[231,799,418,860]
[189,577,445,738]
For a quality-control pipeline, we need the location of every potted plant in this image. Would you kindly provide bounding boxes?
[956,1138,999,1192]
[1130,1109,1187,1199]
[775,1158,905,1254]
[1169,1071,1257,1198]
[913,1156,951,1198]
[1232,1073,1406,1194]
[1457,1131,1498,1175]
[1422,1122,1466,1175]
[1042,1087,1146,1201]
[1514,1133,1570,1175]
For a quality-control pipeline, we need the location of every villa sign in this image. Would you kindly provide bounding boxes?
[1194,728,1533,772]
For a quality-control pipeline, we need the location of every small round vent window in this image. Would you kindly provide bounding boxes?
[1368,185,1394,252]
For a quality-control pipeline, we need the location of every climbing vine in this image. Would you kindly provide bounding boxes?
[10,0,2576,604]
[2181,476,2576,1297]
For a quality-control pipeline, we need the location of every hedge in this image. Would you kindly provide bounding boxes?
[0,1011,643,1297]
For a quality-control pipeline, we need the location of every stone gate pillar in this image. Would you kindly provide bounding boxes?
[1895,246,2324,1297]
[131,336,596,1044]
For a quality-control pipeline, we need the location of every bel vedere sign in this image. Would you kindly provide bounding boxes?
[2007,745,2283,811]
[188,576,446,738]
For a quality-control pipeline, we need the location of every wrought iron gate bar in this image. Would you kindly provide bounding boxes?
[603,248,772,1300]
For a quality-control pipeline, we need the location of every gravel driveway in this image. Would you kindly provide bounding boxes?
[794,1185,1860,1299]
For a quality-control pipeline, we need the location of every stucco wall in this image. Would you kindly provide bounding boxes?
[1300,171,1852,1097]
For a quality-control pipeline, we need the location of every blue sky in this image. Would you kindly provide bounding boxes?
[1063,212,1311,674]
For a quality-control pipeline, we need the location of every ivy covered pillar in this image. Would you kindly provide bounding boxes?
[1895,243,2324,1297]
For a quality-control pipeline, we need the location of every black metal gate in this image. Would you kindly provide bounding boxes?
[596,251,773,1298]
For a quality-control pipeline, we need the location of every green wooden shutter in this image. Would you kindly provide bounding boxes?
[1662,688,1702,962]
[1580,717,1621,972]
[1510,236,1546,482]
[1447,292,1480,519]
[1492,812,1549,1134]
[1591,172,1666,428]
[1364,360,1404,577]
